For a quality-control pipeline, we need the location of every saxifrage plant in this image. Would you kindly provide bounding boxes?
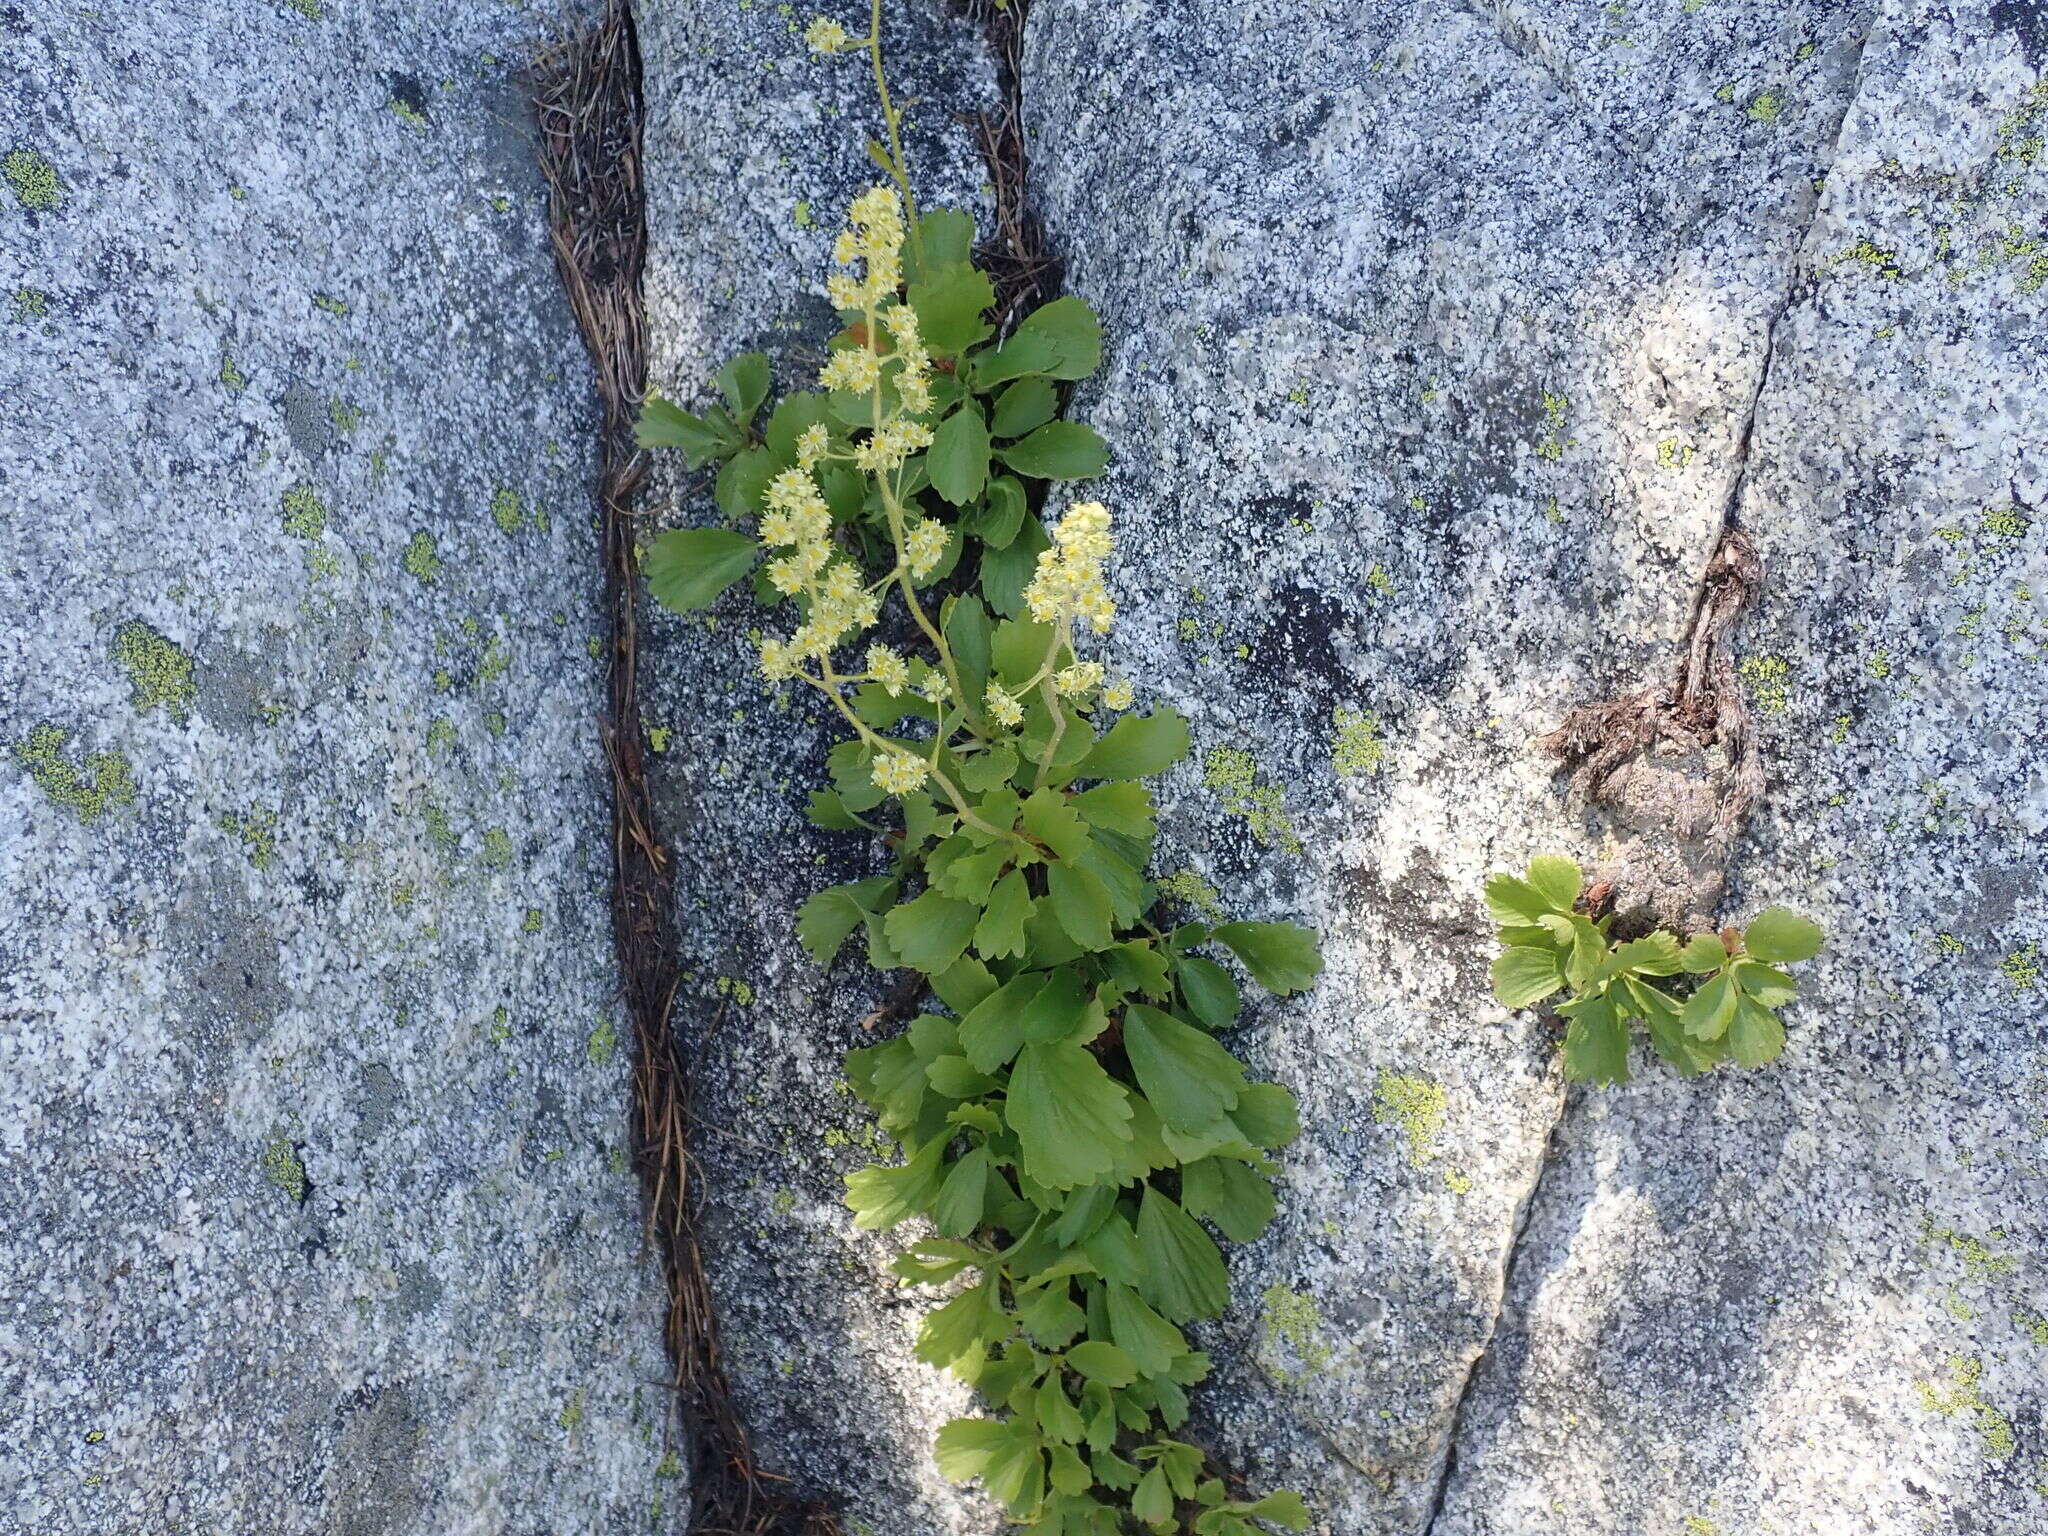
[633,8,1318,1532]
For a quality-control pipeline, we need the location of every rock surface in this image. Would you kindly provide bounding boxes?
[639,0,2047,1534]
[1,5,671,1532]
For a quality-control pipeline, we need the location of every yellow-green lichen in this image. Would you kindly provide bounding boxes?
[421,802,458,853]
[218,806,279,869]
[1656,437,1696,472]
[391,881,417,912]
[558,1390,585,1431]
[113,621,196,722]
[390,98,429,131]
[1746,89,1785,123]
[1259,1284,1334,1387]
[588,1015,618,1066]
[312,292,349,316]
[11,285,48,321]
[13,725,136,824]
[1158,868,1223,920]
[480,826,512,869]
[522,907,544,932]
[1916,1356,2014,1460]
[1737,654,1790,715]
[1203,746,1303,856]
[403,531,442,584]
[477,638,510,684]
[716,976,756,1006]
[490,486,525,533]
[648,726,672,753]
[260,1129,307,1203]
[4,149,60,210]
[426,717,457,753]
[219,351,246,394]
[1332,706,1387,777]
[1374,1070,1445,1167]
[282,485,327,540]
[2000,945,2039,990]
[328,397,360,434]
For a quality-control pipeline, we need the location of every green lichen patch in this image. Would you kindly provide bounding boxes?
[1203,746,1303,855]
[715,975,755,1006]
[260,1129,308,1204]
[1737,654,1791,716]
[587,1015,619,1066]
[480,826,513,869]
[1374,1070,1445,1167]
[477,638,511,685]
[12,285,49,321]
[426,717,457,754]
[2000,944,2040,990]
[403,531,442,584]
[1916,1355,2015,1460]
[4,149,61,211]
[218,806,279,869]
[1746,89,1786,123]
[522,907,544,932]
[281,485,327,540]
[421,801,458,853]
[13,725,136,824]
[557,1390,585,1431]
[1157,867,1223,920]
[113,621,196,721]
[286,0,323,17]
[312,292,349,316]
[1332,706,1387,777]
[489,486,526,533]
[219,351,247,394]
[1258,1284,1334,1387]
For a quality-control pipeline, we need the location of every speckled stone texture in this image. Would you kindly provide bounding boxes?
[634,3,1002,1529]
[1,5,671,1532]
[634,0,2047,1533]
[1024,2,2046,1535]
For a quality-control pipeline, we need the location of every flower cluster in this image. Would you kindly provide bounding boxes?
[803,15,852,54]
[825,186,905,314]
[1024,501,1117,634]
[754,464,882,680]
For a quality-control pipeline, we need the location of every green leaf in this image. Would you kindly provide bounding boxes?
[935,1416,1015,1481]
[1484,873,1555,926]
[795,878,890,967]
[975,872,1034,961]
[1680,932,1728,973]
[1562,992,1630,1085]
[1735,960,1800,1007]
[1047,862,1115,951]
[714,351,771,422]
[1083,1211,1145,1288]
[1492,944,1564,1008]
[1073,708,1190,780]
[913,209,976,275]
[1021,787,1093,860]
[885,890,981,975]
[1727,996,1787,1067]
[1525,854,1583,911]
[1016,296,1104,380]
[917,1278,1002,1367]
[845,1136,948,1229]
[927,1054,1000,1101]
[1008,1041,1134,1191]
[909,261,997,356]
[1065,1340,1137,1387]
[960,744,1018,794]
[1134,1186,1231,1321]
[965,474,1028,548]
[1174,956,1240,1030]
[999,420,1109,480]
[1634,980,1708,1079]
[1023,1287,1089,1354]
[1211,921,1323,996]
[931,838,1012,904]
[1180,1155,1276,1243]
[1563,915,1608,992]
[1105,1282,1185,1377]
[991,377,1060,438]
[932,954,999,1015]
[802,788,871,830]
[974,328,1063,389]
[643,528,757,613]
[930,401,992,506]
[982,512,1049,616]
[715,445,777,522]
[934,1146,995,1237]
[1742,906,1824,964]
[1231,1490,1310,1531]
[1606,931,1683,977]
[1070,781,1157,839]
[1017,968,1095,1045]
[1229,1082,1300,1149]
[1103,942,1172,1001]
[961,971,1048,1073]
[1681,971,1739,1041]
[634,395,741,465]
[1133,1468,1173,1526]
[1122,1005,1245,1134]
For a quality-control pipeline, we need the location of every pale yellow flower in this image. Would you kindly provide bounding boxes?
[985,683,1024,727]
[796,424,831,468]
[866,644,910,696]
[820,347,880,393]
[804,16,852,54]
[872,750,929,795]
[904,518,949,578]
[1100,677,1135,712]
[1054,661,1104,696]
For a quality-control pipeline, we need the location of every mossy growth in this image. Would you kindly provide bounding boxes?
[1203,746,1303,855]
[1332,706,1387,777]
[1258,1284,1334,1387]
[480,826,512,869]
[12,285,49,321]
[113,621,196,721]
[403,531,442,584]
[522,907,544,932]
[1373,1070,1445,1167]
[421,801,458,853]
[219,351,246,394]
[260,1129,307,1203]
[218,806,279,869]
[13,725,135,824]
[587,1015,618,1066]
[281,485,327,540]
[557,1390,585,1431]
[2000,944,2040,990]
[4,149,60,211]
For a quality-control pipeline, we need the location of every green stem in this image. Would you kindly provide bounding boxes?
[867,0,924,272]
[1032,626,1070,790]
[809,668,995,837]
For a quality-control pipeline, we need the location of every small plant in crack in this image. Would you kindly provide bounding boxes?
[1488,856,1824,1083]
[632,5,1319,1533]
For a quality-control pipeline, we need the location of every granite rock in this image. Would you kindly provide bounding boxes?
[1,4,671,1531]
